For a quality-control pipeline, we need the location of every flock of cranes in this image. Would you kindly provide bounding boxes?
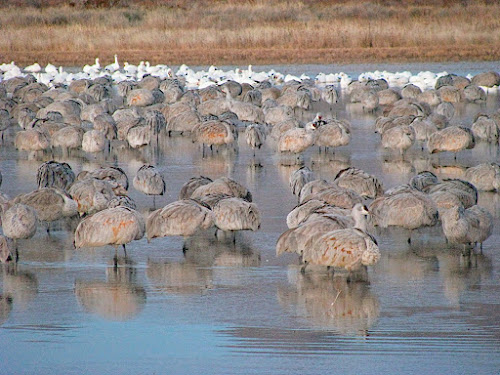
[0,59,499,282]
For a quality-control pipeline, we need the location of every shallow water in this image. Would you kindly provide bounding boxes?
[1,63,500,375]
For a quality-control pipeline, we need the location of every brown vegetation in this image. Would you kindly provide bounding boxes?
[1,0,499,66]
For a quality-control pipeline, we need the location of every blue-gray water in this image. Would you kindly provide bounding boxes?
[1,63,500,375]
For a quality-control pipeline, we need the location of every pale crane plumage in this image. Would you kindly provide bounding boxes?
[37,160,75,191]
[333,167,384,199]
[300,205,380,274]
[190,176,252,202]
[133,165,166,208]
[277,203,370,257]
[69,178,117,216]
[146,199,215,240]
[463,163,500,191]
[12,188,77,232]
[427,126,475,158]
[74,206,145,255]
[286,199,350,229]
[369,189,439,243]
[289,166,314,197]
[440,205,493,251]
[178,176,213,200]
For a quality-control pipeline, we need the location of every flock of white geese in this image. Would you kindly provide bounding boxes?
[0,58,499,279]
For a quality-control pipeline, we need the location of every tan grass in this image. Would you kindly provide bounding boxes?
[1,1,499,66]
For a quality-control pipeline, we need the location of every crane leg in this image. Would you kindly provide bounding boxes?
[300,262,308,274]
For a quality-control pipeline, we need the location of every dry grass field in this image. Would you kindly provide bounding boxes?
[1,0,499,67]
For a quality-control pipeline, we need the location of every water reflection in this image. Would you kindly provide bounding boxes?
[277,269,379,336]
[0,294,13,325]
[410,244,494,306]
[1,263,38,311]
[74,257,146,321]
[147,233,261,295]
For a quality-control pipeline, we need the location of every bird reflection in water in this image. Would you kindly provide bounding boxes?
[411,243,493,306]
[1,263,38,311]
[195,150,236,178]
[147,232,260,295]
[310,152,351,180]
[277,269,379,336]
[0,294,13,326]
[74,257,146,321]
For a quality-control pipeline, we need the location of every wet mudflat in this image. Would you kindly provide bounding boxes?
[1,63,500,375]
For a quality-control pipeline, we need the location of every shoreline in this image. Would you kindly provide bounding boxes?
[2,46,500,68]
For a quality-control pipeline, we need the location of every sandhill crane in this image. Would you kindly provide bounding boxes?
[361,90,379,113]
[298,179,333,203]
[146,199,215,241]
[51,126,84,153]
[12,188,77,233]
[277,203,370,258]
[264,105,294,126]
[126,124,152,149]
[269,118,300,142]
[321,85,339,110]
[300,185,363,209]
[212,197,261,242]
[127,88,156,107]
[221,85,264,123]
[133,165,165,208]
[470,114,499,142]
[37,160,75,191]
[289,166,314,198]
[435,101,455,120]
[315,118,351,153]
[278,121,317,154]
[423,179,478,208]
[82,130,108,153]
[1,203,38,249]
[69,178,116,216]
[301,207,380,275]
[401,84,422,100]
[107,195,137,210]
[440,205,493,252]
[427,126,475,159]
[287,200,351,229]
[245,124,267,156]
[417,89,441,107]
[190,176,252,202]
[192,120,236,156]
[178,176,213,200]
[77,166,129,195]
[15,129,50,152]
[381,124,415,158]
[333,167,384,199]
[242,89,262,106]
[409,171,439,191]
[74,206,145,257]
[463,163,500,191]
[410,117,438,150]
[277,84,312,113]
[1,203,37,262]
[471,71,500,87]
[93,113,118,140]
[463,84,486,102]
[369,189,439,243]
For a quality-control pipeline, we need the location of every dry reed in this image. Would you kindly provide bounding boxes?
[1,1,499,66]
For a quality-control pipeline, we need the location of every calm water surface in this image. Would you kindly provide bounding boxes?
[1,63,500,375]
